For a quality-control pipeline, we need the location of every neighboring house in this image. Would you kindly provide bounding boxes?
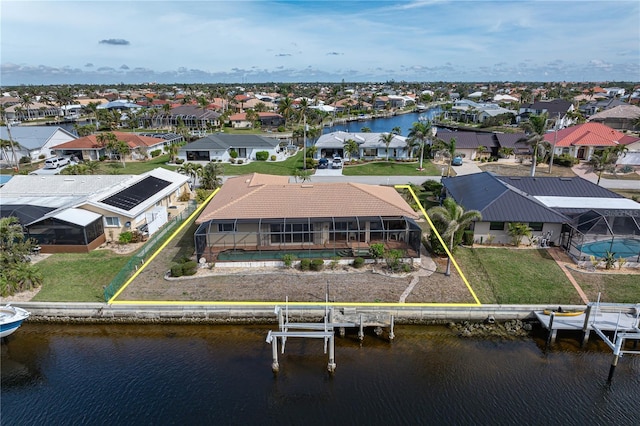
[51,131,170,161]
[177,134,281,162]
[315,131,410,160]
[441,172,640,259]
[542,122,640,161]
[0,168,190,253]
[96,100,141,111]
[587,105,640,131]
[518,99,574,127]
[3,102,60,121]
[0,126,77,164]
[445,99,515,124]
[579,98,627,117]
[161,105,221,130]
[434,129,497,160]
[228,112,284,129]
[193,173,422,262]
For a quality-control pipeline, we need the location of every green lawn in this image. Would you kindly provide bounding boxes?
[342,160,440,176]
[455,247,586,305]
[93,155,178,175]
[568,270,640,304]
[221,151,304,176]
[33,251,130,302]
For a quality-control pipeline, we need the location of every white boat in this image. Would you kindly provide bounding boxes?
[0,305,30,338]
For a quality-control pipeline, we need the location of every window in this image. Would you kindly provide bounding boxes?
[489,222,504,231]
[105,217,120,227]
[529,222,543,232]
[270,223,313,243]
[218,223,236,232]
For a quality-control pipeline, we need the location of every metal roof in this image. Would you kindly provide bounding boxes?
[495,176,623,198]
[0,126,76,150]
[183,134,280,150]
[52,208,102,226]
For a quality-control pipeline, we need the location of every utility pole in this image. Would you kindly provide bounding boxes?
[303,114,307,170]
[6,121,19,172]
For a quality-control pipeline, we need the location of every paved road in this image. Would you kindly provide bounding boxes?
[302,159,639,190]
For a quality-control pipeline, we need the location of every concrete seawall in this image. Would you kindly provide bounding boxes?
[10,302,585,324]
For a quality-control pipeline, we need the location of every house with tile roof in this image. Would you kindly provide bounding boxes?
[315,131,410,160]
[51,131,170,161]
[441,172,640,260]
[0,126,77,164]
[194,173,422,262]
[0,168,190,253]
[542,122,640,161]
[587,105,640,131]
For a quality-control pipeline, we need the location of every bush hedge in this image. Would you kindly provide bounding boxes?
[310,259,324,271]
[299,258,311,271]
[255,151,269,161]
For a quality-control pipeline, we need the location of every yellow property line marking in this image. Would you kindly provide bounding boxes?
[110,184,482,307]
[108,188,220,304]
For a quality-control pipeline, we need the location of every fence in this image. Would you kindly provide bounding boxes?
[103,201,197,301]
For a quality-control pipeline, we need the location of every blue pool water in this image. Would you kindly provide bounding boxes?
[578,238,640,259]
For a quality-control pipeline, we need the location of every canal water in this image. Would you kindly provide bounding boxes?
[2,323,638,425]
[323,109,441,136]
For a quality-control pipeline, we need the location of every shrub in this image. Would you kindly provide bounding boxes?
[462,230,474,246]
[305,157,315,169]
[384,249,405,272]
[19,157,32,164]
[150,149,161,158]
[277,126,286,132]
[352,257,365,268]
[619,165,633,174]
[99,155,107,161]
[175,158,184,164]
[402,263,412,273]
[299,258,311,271]
[310,258,325,271]
[270,155,277,161]
[119,231,133,244]
[39,154,46,159]
[237,159,244,165]
[369,243,385,262]
[178,191,191,202]
[229,158,236,164]
[422,180,443,194]
[229,150,238,159]
[282,254,297,268]
[182,261,198,276]
[195,189,211,203]
[255,151,269,161]
[329,256,341,270]
[170,264,184,277]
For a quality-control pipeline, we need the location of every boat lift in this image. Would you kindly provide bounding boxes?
[266,297,394,374]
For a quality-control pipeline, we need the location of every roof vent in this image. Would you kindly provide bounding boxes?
[301,184,313,188]
[560,178,572,181]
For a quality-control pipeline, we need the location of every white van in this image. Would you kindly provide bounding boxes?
[44,157,70,169]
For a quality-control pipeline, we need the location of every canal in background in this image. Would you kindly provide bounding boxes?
[2,324,638,425]
[323,109,441,136]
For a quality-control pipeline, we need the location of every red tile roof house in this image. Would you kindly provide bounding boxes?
[543,122,640,161]
[51,132,171,161]
[193,173,422,266]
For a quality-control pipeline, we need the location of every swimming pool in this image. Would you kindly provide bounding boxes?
[577,238,640,259]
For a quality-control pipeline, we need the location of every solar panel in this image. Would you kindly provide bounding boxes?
[101,176,171,211]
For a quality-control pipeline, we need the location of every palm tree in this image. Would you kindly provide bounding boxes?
[517,113,549,177]
[278,96,294,129]
[343,138,359,161]
[427,198,482,276]
[19,91,33,121]
[435,137,457,177]
[379,132,394,161]
[408,120,432,170]
[83,160,101,175]
[199,162,223,190]
[391,126,401,136]
[587,146,627,185]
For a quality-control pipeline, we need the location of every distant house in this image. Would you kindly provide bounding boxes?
[315,131,410,160]
[228,112,284,129]
[518,99,574,127]
[587,105,640,131]
[542,122,640,161]
[0,126,76,164]
[193,173,422,262]
[178,133,281,162]
[51,131,171,161]
[433,129,527,160]
[0,168,190,253]
[161,104,221,130]
[3,102,60,121]
[441,172,640,259]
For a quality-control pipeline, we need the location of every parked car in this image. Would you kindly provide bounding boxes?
[332,157,343,169]
[452,156,463,166]
[44,156,70,169]
[318,158,329,169]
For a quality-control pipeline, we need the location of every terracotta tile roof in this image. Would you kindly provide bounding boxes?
[196,173,418,224]
[544,122,625,148]
[52,132,165,150]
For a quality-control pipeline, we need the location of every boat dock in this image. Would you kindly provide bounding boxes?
[266,305,394,374]
[535,301,640,381]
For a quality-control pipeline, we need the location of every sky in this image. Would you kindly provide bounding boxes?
[1,0,639,85]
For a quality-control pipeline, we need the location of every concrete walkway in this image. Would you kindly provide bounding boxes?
[399,253,437,303]
[571,163,640,190]
[547,247,590,304]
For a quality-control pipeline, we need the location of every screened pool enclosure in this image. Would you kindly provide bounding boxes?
[194,215,422,262]
[563,209,640,262]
